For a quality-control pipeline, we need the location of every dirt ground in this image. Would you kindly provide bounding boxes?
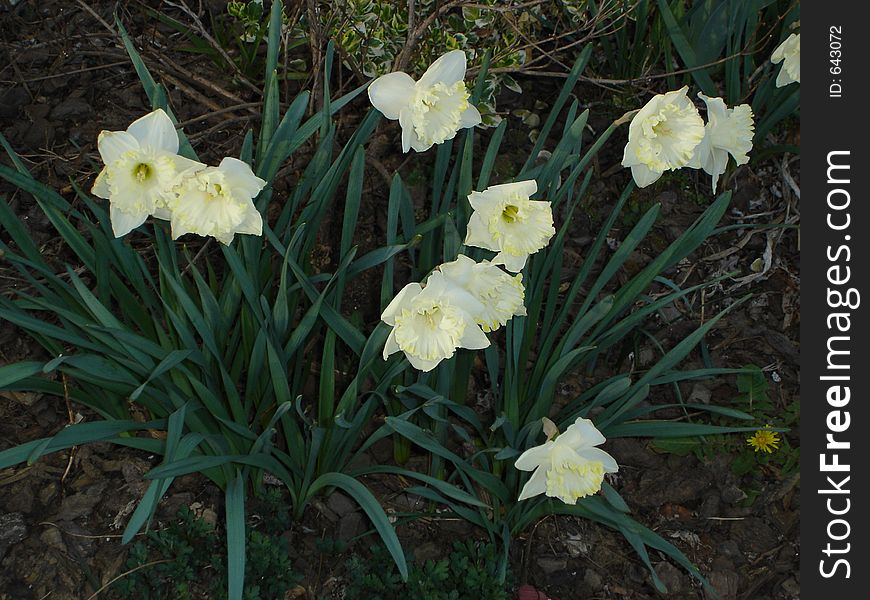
[0,2,799,599]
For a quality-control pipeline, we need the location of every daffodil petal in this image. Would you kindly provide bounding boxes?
[406,353,444,372]
[418,49,467,88]
[381,282,423,325]
[91,168,110,199]
[458,321,490,350]
[515,442,554,471]
[368,71,416,120]
[493,251,528,273]
[560,417,607,448]
[110,205,148,238]
[126,108,179,154]
[575,447,619,473]
[97,130,139,164]
[383,329,400,359]
[459,104,482,128]
[630,163,662,188]
[518,466,548,501]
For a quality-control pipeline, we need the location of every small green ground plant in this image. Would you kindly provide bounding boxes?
[344,541,510,600]
[115,505,299,600]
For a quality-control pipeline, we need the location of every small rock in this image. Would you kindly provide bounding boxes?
[0,87,29,118]
[718,540,745,564]
[40,526,66,552]
[563,533,589,558]
[49,97,93,121]
[583,569,603,591]
[39,481,59,506]
[705,569,739,600]
[326,492,356,518]
[688,383,712,404]
[720,484,747,505]
[654,561,687,594]
[536,556,567,575]
[628,563,647,584]
[781,576,800,596]
[413,541,440,563]
[699,490,721,518]
[337,512,365,544]
[55,482,106,521]
[0,512,27,559]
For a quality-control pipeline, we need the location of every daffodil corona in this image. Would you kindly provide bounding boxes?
[381,271,489,372]
[688,94,755,193]
[91,109,204,237]
[465,180,555,272]
[771,33,800,87]
[515,417,618,504]
[368,50,482,153]
[621,86,705,188]
[169,157,266,245]
[438,254,526,332]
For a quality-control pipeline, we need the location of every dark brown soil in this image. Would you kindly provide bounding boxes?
[0,2,799,599]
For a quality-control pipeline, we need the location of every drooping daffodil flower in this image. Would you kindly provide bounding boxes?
[381,271,489,372]
[771,33,800,87]
[91,108,204,237]
[168,157,266,245]
[621,86,705,188]
[368,50,482,153]
[464,179,555,273]
[688,93,755,193]
[516,417,619,504]
[438,254,526,333]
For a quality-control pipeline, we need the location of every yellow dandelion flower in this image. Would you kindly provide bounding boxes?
[747,426,780,453]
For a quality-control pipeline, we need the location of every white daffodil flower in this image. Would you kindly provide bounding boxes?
[464,180,555,272]
[621,86,705,188]
[688,94,755,193]
[771,33,800,87]
[515,417,618,505]
[169,157,266,245]
[438,254,526,333]
[368,50,482,153]
[381,271,489,372]
[91,109,204,237]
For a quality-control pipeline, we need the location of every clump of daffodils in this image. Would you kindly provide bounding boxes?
[688,94,755,193]
[368,50,482,153]
[92,109,265,244]
[771,33,800,87]
[464,180,555,272]
[621,86,705,188]
[515,417,618,504]
[381,176,556,371]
